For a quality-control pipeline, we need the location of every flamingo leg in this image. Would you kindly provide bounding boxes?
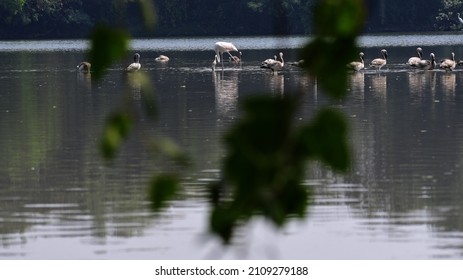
[221,53,224,70]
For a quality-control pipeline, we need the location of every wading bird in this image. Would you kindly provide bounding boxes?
[262,55,278,66]
[261,52,284,75]
[214,41,239,69]
[370,49,388,71]
[407,47,423,67]
[458,13,463,24]
[347,52,365,71]
[418,53,436,70]
[126,53,141,72]
[77,61,91,73]
[440,52,456,71]
[155,55,170,62]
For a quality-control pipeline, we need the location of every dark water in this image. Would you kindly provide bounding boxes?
[1,35,463,259]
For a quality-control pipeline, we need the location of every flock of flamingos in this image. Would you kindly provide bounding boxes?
[76,41,463,75]
[76,41,286,75]
[348,47,463,72]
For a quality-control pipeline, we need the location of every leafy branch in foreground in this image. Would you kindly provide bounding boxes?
[93,1,185,213]
[208,98,350,242]
[209,0,365,243]
[91,0,366,244]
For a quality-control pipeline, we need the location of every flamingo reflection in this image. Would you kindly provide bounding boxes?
[213,70,239,119]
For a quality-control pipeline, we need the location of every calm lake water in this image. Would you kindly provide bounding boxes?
[2,34,463,259]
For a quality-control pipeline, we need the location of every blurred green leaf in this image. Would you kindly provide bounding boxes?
[142,89,158,119]
[223,96,295,186]
[152,137,189,166]
[100,111,133,159]
[210,206,238,244]
[301,37,358,99]
[313,0,366,37]
[301,0,365,99]
[210,95,352,242]
[148,174,180,211]
[88,24,130,80]
[298,108,350,171]
[137,0,157,30]
[127,72,158,117]
[210,96,312,242]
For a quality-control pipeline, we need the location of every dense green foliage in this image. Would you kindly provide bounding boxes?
[436,0,463,30]
[1,0,463,39]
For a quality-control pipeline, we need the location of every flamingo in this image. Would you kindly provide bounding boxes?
[77,61,91,73]
[262,55,278,65]
[261,52,284,75]
[214,41,239,69]
[347,52,365,71]
[155,55,169,62]
[407,47,423,67]
[458,13,463,24]
[126,53,141,72]
[440,52,456,71]
[370,49,388,71]
[418,53,436,70]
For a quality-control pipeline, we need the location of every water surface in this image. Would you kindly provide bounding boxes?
[2,35,463,259]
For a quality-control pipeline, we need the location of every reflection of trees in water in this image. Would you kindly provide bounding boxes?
[0,70,167,249]
[0,146,184,249]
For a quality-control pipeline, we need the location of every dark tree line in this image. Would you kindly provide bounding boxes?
[0,0,462,39]
[152,0,313,36]
[0,0,124,38]
[364,0,443,32]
